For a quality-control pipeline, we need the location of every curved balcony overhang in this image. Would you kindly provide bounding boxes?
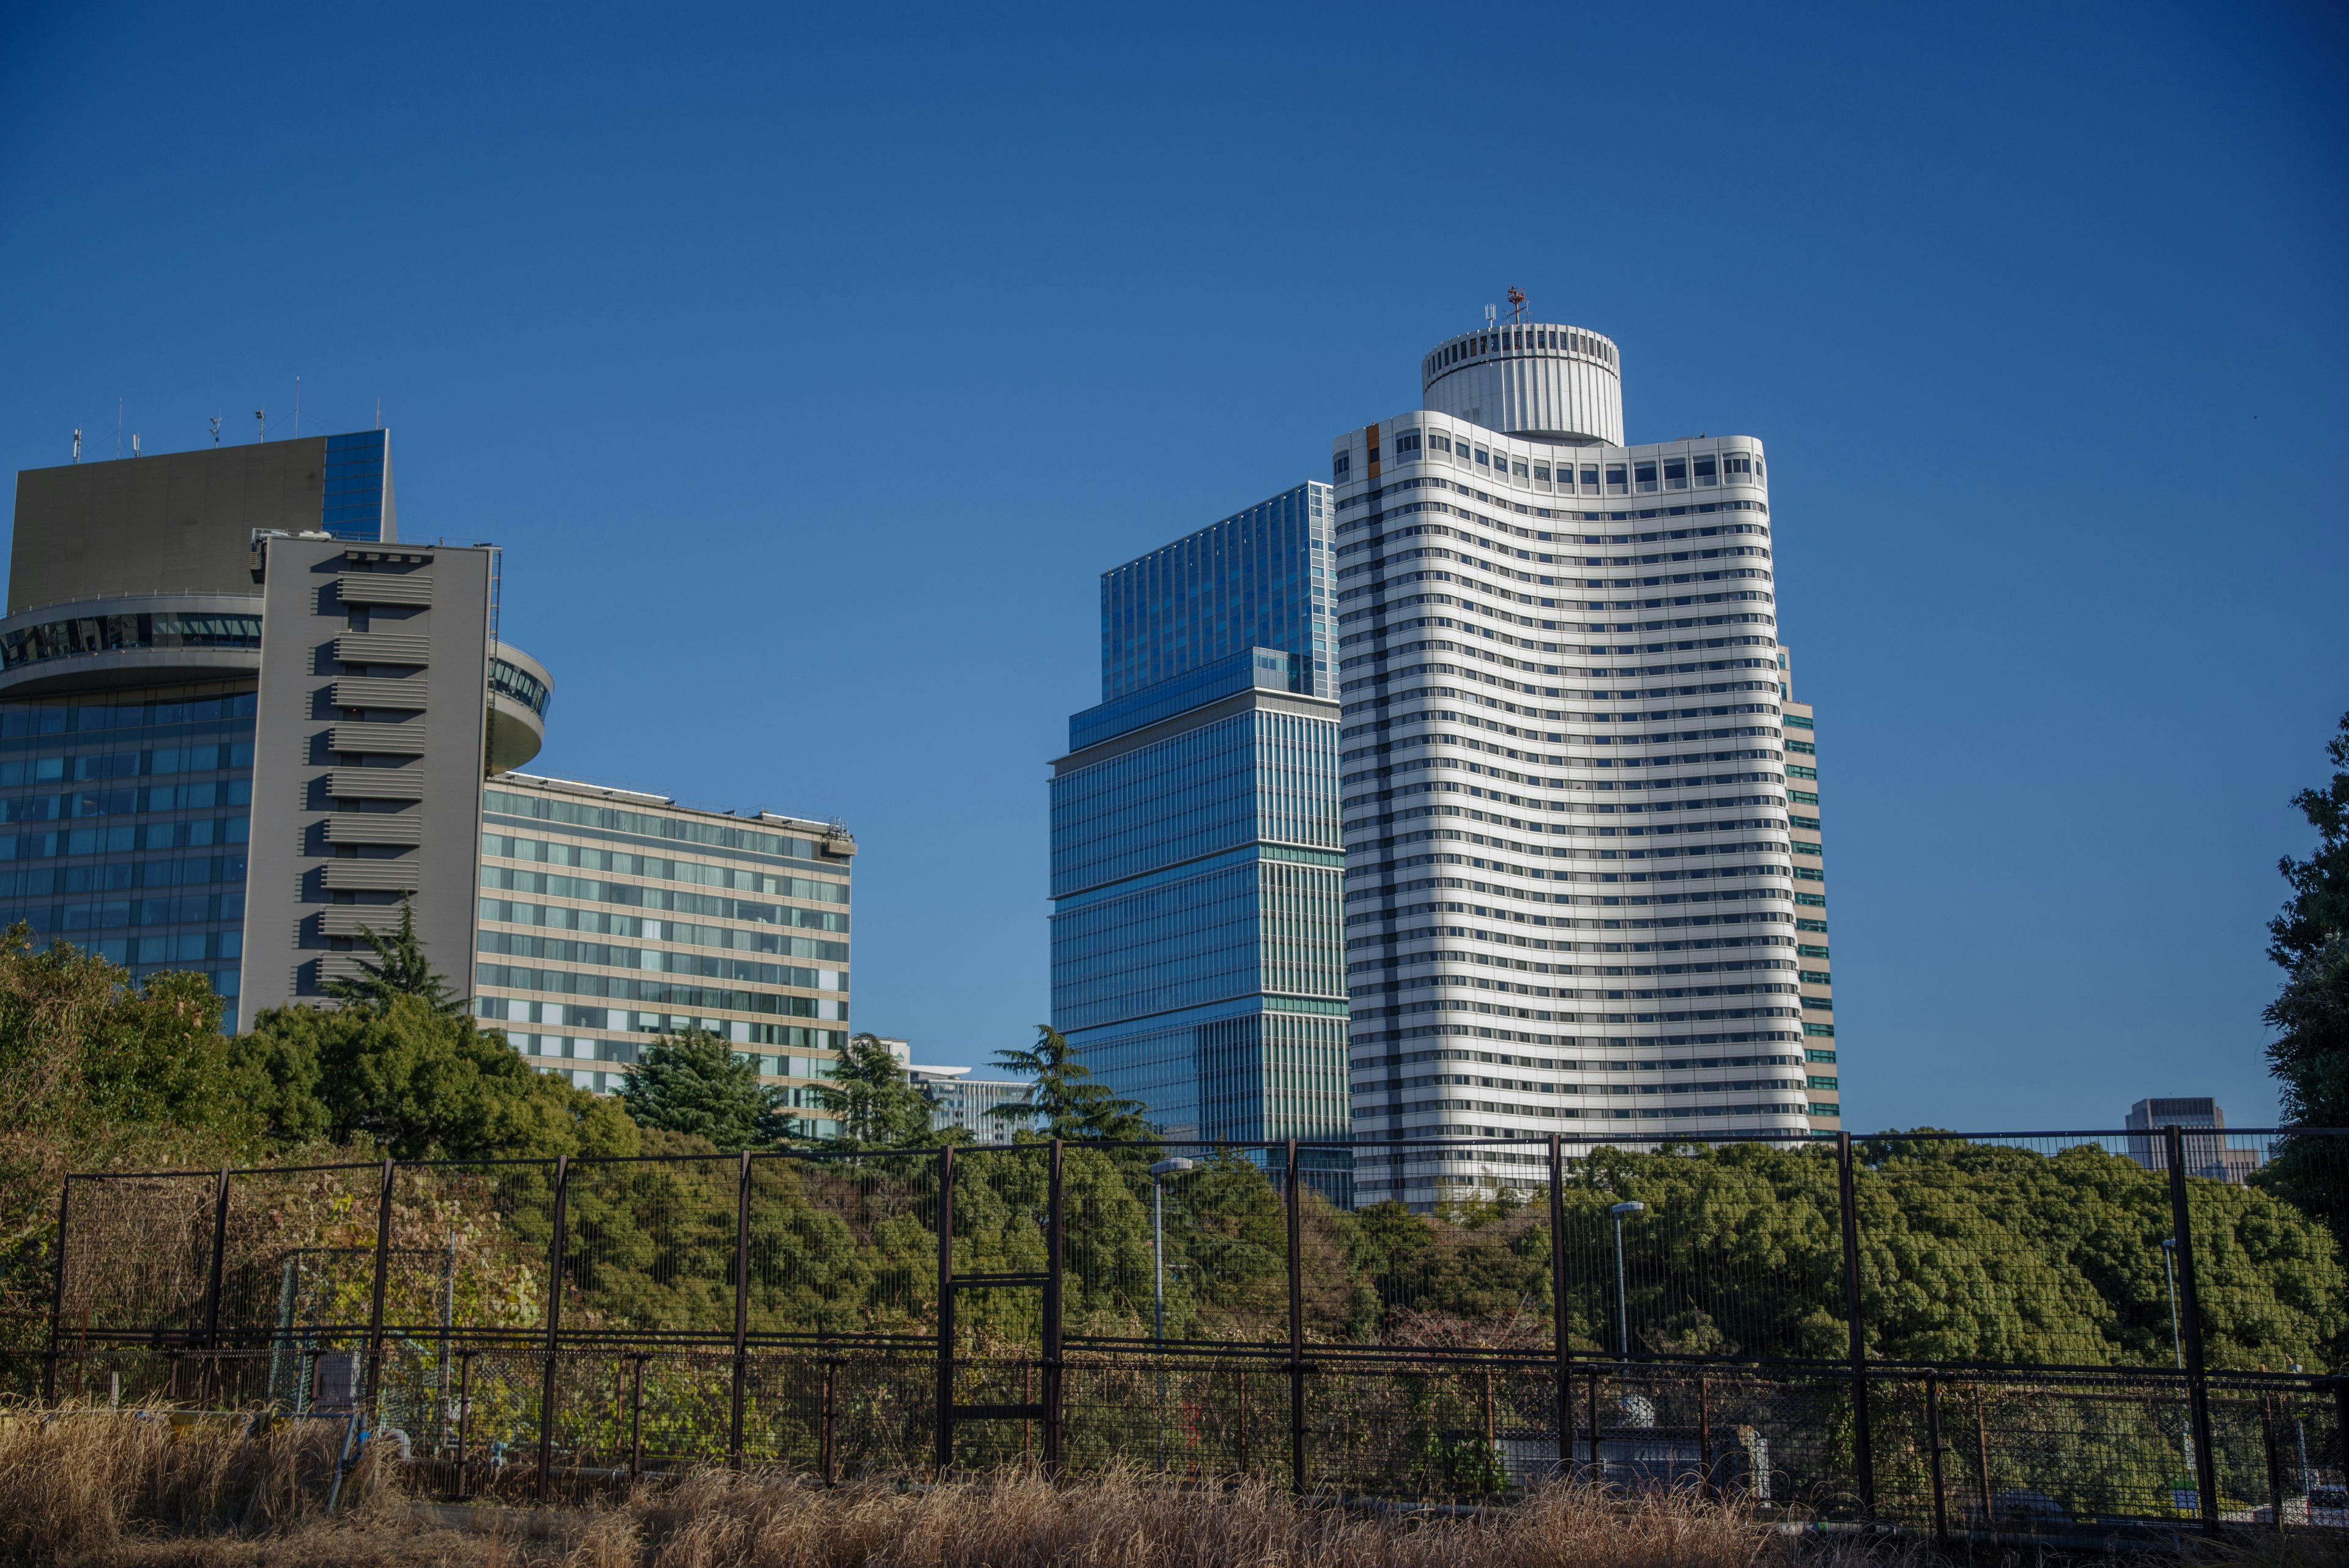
[486,641,554,776]
[0,592,264,698]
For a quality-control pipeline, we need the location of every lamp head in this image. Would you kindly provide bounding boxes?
[1149,1157,1197,1178]
[1610,1200,1646,1217]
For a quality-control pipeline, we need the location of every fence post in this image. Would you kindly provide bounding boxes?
[934,1142,956,1479]
[1285,1137,1305,1496]
[362,1159,395,1413]
[1926,1374,1947,1547]
[1835,1131,1875,1517]
[199,1163,231,1402]
[535,1154,571,1506]
[728,1149,752,1470]
[2262,1392,2286,1533]
[1548,1133,1573,1481]
[42,1176,70,1404]
[2165,1124,2220,1534]
[629,1353,646,1482]
[453,1349,474,1501]
[1044,1137,1064,1474]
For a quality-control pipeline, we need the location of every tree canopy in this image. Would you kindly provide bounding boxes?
[812,1031,940,1150]
[989,1024,1146,1142]
[618,1029,789,1150]
[2262,709,2349,1253]
[320,899,462,1015]
[230,995,637,1161]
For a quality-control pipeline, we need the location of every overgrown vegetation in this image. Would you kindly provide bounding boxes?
[0,1405,1907,1568]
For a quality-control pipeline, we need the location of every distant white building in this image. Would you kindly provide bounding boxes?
[875,1038,1034,1139]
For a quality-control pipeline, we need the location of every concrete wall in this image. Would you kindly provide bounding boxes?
[9,438,330,614]
[240,538,492,1015]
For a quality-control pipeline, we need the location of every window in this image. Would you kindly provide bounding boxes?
[1606,464,1628,494]
[1580,465,1599,490]
[1532,463,1550,485]
[1432,433,1452,455]
[1394,429,1422,457]
[1663,459,1687,490]
[1635,461,1658,494]
[1755,458,1765,481]
[1475,448,1491,467]
[1333,451,1351,480]
[1694,455,1717,486]
[1724,453,1753,482]
[1511,459,1528,480]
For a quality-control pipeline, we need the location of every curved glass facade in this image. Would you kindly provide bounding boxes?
[489,656,552,718]
[1,611,262,672]
[0,681,255,1022]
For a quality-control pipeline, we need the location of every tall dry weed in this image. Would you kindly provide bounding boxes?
[0,1407,1934,1568]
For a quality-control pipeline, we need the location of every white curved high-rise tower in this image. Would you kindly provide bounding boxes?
[1334,318,1838,1208]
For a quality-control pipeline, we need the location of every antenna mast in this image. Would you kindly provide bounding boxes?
[209,415,221,445]
[1506,286,1527,322]
[254,409,265,443]
[72,429,81,464]
[294,376,300,436]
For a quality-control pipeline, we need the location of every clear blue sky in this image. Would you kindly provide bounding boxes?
[4,3,2343,1131]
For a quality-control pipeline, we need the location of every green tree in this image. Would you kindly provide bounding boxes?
[988,1024,1145,1141]
[0,928,272,1392]
[2271,709,2349,972]
[321,899,462,1014]
[812,1031,939,1149]
[2260,711,2349,1254]
[231,995,638,1160]
[618,1030,788,1150]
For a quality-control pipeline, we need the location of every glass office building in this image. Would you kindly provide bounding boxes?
[1052,485,1350,1194]
[0,683,255,1010]
[0,430,398,1027]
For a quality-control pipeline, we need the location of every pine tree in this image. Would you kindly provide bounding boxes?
[2262,711,2349,1249]
[811,1031,940,1149]
[2266,709,2349,1128]
[618,1030,790,1150]
[322,900,461,1015]
[988,1024,1148,1141]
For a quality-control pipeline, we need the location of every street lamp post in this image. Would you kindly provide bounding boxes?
[1609,1201,1645,1367]
[1149,1157,1196,1470]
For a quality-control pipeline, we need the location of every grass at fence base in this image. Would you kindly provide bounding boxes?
[10,1404,2337,1568]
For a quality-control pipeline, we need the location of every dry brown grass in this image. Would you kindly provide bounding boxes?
[0,1403,1926,1568]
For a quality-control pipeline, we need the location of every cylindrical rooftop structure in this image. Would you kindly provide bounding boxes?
[1420,321,1623,445]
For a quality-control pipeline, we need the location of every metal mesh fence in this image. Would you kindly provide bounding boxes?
[34,1128,2349,1535]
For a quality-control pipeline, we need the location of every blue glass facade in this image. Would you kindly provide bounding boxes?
[0,682,254,1020]
[321,431,389,541]
[1100,484,1335,701]
[1053,483,1350,1185]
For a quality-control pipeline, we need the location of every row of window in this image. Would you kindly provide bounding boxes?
[0,687,256,737]
[0,781,252,822]
[475,928,845,990]
[484,788,829,863]
[1425,325,1617,373]
[482,831,850,901]
[0,742,254,784]
[6,888,244,934]
[478,896,848,960]
[1376,433,1762,498]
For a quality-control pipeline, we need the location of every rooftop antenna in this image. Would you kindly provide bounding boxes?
[130,433,140,458]
[71,428,81,463]
[1507,285,1527,322]
[1484,303,1497,327]
[374,395,381,430]
[254,409,265,442]
[209,415,221,445]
